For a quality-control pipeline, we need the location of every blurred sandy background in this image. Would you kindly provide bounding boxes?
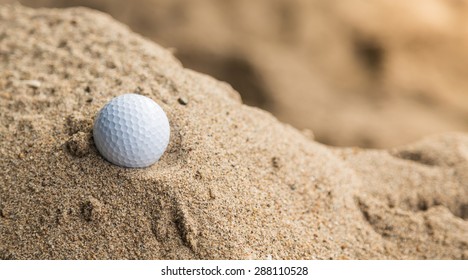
[18,0,468,148]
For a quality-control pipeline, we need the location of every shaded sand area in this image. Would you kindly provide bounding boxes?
[0,4,467,259]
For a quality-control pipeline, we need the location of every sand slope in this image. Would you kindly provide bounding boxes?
[0,4,467,259]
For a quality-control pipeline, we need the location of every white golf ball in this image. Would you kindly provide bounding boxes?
[93,93,170,168]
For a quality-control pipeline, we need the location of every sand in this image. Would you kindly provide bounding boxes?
[17,0,468,148]
[0,4,467,259]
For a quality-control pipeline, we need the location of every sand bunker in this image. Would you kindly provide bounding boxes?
[0,4,467,259]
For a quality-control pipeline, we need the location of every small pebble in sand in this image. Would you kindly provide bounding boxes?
[24,80,41,89]
[177,97,188,105]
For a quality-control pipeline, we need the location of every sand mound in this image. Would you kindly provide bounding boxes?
[0,4,467,259]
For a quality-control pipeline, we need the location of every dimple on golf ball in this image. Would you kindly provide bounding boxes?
[93,93,170,168]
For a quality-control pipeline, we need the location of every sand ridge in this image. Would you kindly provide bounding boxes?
[0,4,467,259]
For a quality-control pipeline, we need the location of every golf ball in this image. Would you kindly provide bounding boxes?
[93,93,170,168]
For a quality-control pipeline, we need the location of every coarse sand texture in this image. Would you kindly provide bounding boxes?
[0,4,467,259]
